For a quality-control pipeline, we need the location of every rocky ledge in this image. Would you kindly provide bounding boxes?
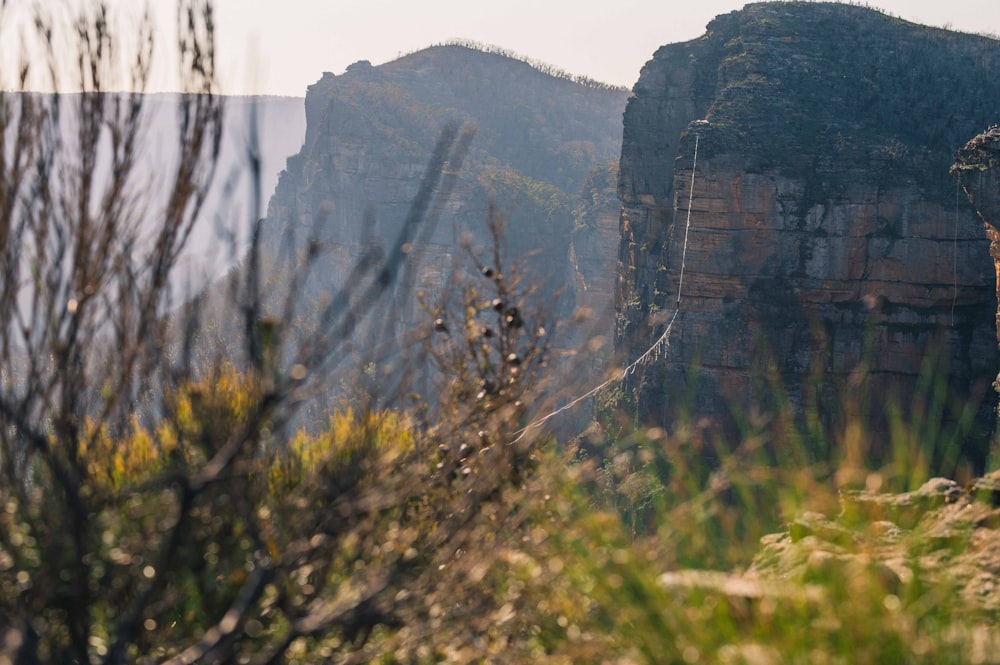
[657,473,1000,662]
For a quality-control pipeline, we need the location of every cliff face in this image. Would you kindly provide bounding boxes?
[954,127,1000,351]
[263,47,627,337]
[617,2,1000,468]
[567,161,622,361]
[953,127,1000,460]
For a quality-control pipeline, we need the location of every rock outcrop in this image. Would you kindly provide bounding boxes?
[617,2,1000,469]
[953,127,1000,466]
[652,472,1000,662]
[752,474,1000,647]
[953,126,1000,367]
[261,46,627,377]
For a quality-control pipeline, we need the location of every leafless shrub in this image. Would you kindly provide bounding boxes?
[0,3,555,663]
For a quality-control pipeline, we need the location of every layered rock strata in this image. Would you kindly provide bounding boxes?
[953,127,1000,464]
[263,47,627,366]
[617,2,1000,468]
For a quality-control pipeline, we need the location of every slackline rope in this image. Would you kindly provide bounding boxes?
[952,177,960,327]
[677,133,699,308]
[510,134,701,443]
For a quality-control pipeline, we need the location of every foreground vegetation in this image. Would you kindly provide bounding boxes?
[0,1,997,663]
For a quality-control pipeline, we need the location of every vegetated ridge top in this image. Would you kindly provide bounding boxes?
[297,41,628,196]
[647,0,1000,200]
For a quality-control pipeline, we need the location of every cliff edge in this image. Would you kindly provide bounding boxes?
[953,127,1000,460]
[255,46,627,419]
[617,2,1000,469]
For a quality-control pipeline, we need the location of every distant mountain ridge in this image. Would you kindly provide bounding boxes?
[0,92,306,293]
[262,45,628,370]
[397,40,629,93]
[297,44,627,195]
[173,95,305,286]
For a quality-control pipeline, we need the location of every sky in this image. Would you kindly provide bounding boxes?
[205,0,1000,97]
[3,1,1000,96]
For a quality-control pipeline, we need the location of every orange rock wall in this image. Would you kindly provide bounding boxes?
[616,4,1000,467]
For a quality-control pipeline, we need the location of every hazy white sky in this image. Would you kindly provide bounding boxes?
[5,1,1000,96]
[207,0,1000,96]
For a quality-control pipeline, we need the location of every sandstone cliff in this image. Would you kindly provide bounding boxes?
[617,2,1000,469]
[953,127,1000,354]
[953,127,1000,460]
[259,47,627,388]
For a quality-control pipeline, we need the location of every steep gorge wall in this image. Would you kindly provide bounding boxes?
[617,2,1000,467]
[260,46,627,392]
[954,127,1000,440]
[954,128,1000,343]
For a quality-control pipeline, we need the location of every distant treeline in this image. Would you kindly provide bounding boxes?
[418,39,630,93]
[830,0,999,39]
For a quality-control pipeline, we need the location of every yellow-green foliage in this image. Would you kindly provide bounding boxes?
[77,363,265,490]
[269,408,415,496]
[78,415,177,490]
[169,363,266,449]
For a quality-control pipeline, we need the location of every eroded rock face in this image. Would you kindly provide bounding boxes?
[617,2,1000,468]
[754,474,1000,616]
[952,128,1000,463]
[953,127,1000,361]
[566,162,621,363]
[262,46,627,367]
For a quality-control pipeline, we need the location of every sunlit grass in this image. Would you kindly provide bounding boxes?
[507,354,1000,664]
